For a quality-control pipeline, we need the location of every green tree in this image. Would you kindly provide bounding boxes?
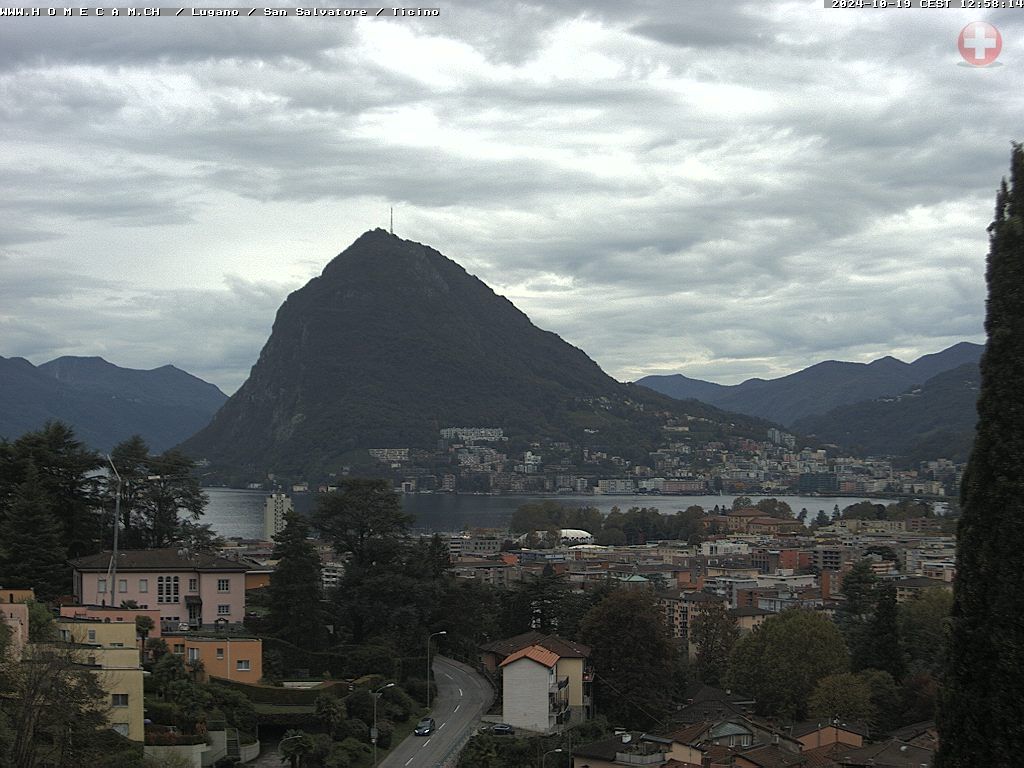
[0,422,104,559]
[836,559,877,672]
[812,510,830,528]
[280,729,314,768]
[808,672,876,725]
[864,581,903,680]
[107,438,212,550]
[0,464,67,600]
[580,589,677,728]
[755,498,793,519]
[899,587,953,675]
[726,608,848,720]
[690,603,739,687]
[266,511,326,650]
[314,479,413,573]
[938,143,1024,768]
[732,496,753,510]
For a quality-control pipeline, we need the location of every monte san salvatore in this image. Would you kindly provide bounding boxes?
[180,229,767,476]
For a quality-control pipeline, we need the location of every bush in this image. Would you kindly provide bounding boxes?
[145,701,181,725]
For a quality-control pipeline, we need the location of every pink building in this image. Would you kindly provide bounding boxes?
[68,549,249,631]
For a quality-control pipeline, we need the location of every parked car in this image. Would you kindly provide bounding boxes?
[491,723,515,736]
[414,717,436,736]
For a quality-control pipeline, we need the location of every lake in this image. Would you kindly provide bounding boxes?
[201,488,896,540]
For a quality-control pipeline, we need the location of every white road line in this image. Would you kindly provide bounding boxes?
[405,758,414,766]
[442,672,452,680]
[454,704,461,713]
[439,722,446,729]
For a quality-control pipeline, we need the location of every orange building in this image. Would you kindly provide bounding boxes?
[167,634,263,684]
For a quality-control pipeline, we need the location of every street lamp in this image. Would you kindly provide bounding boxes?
[426,630,447,710]
[372,682,395,767]
[542,747,563,767]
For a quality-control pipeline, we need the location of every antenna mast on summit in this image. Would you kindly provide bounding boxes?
[390,207,394,235]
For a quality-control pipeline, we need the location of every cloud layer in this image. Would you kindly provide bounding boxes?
[1,2,1019,393]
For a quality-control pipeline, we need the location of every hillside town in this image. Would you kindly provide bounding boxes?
[261,426,962,499]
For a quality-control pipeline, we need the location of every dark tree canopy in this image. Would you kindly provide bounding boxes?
[266,511,327,650]
[314,478,414,573]
[938,143,1024,767]
[580,588,678,728]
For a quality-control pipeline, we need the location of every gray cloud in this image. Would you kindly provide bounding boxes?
[0,1,1010,395]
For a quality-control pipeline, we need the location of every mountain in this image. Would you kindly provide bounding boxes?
[637,342,983,426]
[0,355,227,452]
[791,363,981,464]
[181,229,771,474]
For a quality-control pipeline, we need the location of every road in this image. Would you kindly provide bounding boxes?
[378,655,493,768]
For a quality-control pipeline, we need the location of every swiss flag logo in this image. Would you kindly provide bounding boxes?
[958,22,1001,67]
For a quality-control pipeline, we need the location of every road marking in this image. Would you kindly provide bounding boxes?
[405,759,414,766]
[454,704,461,713]
[458,688,463,696]
[442,672,452,680]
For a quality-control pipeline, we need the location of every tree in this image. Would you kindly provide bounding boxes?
[808,672,876,725]
[1,643,111,768]
[812,510,830,528]
[107,438,212,550]
[726,609,849,720]
[580,589,677,728]
[280,729,314,768]
[938,143,1024,768]
[899,587,952,675]
[864,581,903,680]
[0,464,68,600]
[266,511,326,650]
[0,422,104,559]
[836,559,877,672]
[731,496,753,510]
[690,603,739,687]
[755,498,793,519]
[313,479,413,573]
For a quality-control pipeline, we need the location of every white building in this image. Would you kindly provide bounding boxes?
[499,645,569,734]
[264,492,293,541]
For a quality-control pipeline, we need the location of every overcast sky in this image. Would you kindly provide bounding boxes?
[1,2,1020,395]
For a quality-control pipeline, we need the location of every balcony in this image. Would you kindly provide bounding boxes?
[549,676,569,693]
[613,752,667,765]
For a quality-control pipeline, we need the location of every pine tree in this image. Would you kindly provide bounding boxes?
[267,511,326,650]
[0,464,68,600]
[937,143,1024,767]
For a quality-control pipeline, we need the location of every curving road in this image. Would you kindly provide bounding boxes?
[378,655,493,768]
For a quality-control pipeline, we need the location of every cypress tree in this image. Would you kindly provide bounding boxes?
[937,143,1024,766]
[0,463,68,600]
[266,511,326,650]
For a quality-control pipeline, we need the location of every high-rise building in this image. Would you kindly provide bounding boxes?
[264,492,293,541]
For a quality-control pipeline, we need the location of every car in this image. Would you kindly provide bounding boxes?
[413,717,436,736]
[490,723,515,736]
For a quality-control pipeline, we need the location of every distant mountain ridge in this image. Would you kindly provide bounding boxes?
[181,229,773,475]
[636,342,983,427]
[0,355,227,452]
[792,362,980,464]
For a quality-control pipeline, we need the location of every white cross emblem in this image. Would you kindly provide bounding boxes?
[963,23,996,61]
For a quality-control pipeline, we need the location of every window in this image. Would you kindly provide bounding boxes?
[87,655,96,665]
[112,724,129,737]
[236,660,250,671]
[217,605,230,616]
[59,629,71,642]
[217,578,230,593]
[97,578,107,595]
[111,693,129,707]
[87,629,96,642]
[158,576,180,604]
[173,644,185,654]
[118,579,127,593]
[216,647,224,659]
[139,579,148,593]
[188,578,198,592]
[188,648,200,662]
